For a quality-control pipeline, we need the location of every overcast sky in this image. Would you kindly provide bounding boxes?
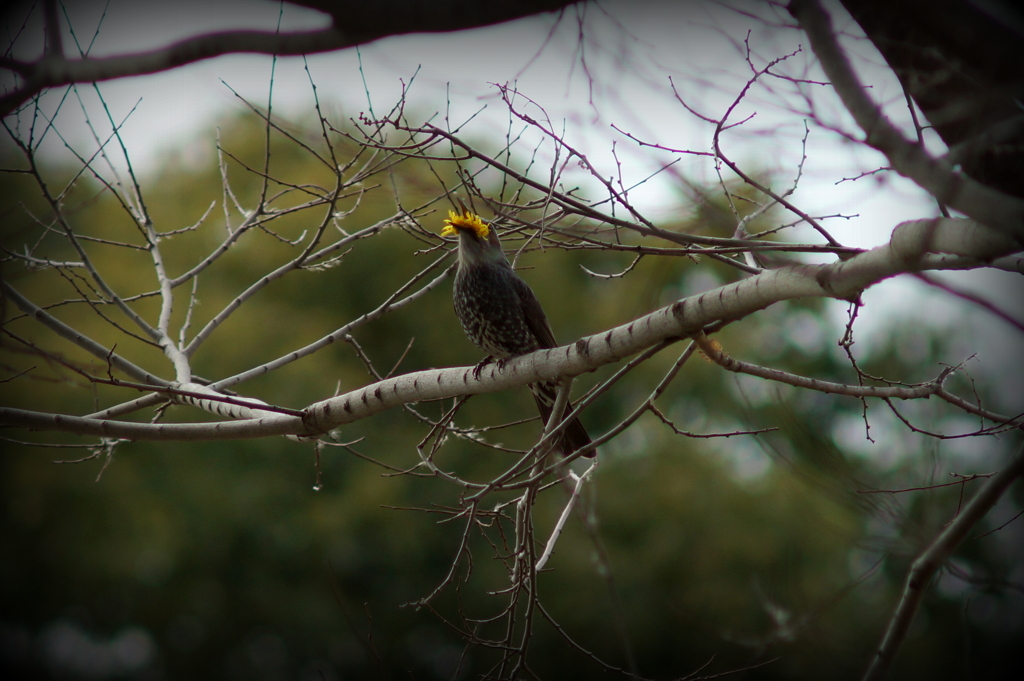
[3,0,1021,410]
[7,0,940,236]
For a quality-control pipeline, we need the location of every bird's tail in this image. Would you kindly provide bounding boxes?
[529,381,594,457]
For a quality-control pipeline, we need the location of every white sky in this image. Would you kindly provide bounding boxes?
[8,0,941,241]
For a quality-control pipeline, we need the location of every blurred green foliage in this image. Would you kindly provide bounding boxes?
[2,112,1021,680]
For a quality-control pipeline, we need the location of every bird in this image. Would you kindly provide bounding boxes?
[441,206,593,457]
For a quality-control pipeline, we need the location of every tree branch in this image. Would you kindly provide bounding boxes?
[789,0,1024,242]
[2,279,169,387]
[0,1,579,117]
[3,214,1016,442]
[301,217,1018,433]
[862,439,1024,681]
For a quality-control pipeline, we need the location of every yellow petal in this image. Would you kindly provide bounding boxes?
[440,209,490,239]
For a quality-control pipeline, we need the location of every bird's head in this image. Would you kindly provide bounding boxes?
[440,207,507,267]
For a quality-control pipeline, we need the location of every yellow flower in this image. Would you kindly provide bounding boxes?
[441,209,490,239]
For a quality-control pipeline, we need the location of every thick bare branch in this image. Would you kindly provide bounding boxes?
[0,1,578,117]
[301,217,1017,433]
[0,404,304,441]
[3,214,1016,442]
[790,0,1024,241]
[837,0,1024,199]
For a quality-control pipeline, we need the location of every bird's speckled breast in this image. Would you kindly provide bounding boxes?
[453,264,539,359]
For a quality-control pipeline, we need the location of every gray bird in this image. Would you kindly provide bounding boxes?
[441,207,593,457]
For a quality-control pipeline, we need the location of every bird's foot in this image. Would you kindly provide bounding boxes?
[472,356,495,380]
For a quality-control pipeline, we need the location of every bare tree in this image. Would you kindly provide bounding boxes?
[0,0,576,117]
[2,1,1022,679]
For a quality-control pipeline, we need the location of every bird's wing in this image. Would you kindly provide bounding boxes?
[511,273,558,348]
